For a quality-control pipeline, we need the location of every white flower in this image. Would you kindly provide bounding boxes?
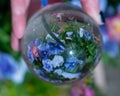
[54,69,63,75]
[66,31,73,37]
[54,69,80,79]
[79,28,84,37]
[46,32,59,40]
[61,72,80,79]
[11,58,28,84]
[51,55,64,68]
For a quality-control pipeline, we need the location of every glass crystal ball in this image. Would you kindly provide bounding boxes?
[21,3,102,84]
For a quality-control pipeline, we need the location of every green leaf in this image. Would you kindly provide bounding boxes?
[86,56,94,63]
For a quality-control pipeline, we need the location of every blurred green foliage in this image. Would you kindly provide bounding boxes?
[102,52,120,68]
[109,0,120,8]
[0,73,69,96]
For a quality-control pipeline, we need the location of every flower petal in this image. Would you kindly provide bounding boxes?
[51,55,64,68]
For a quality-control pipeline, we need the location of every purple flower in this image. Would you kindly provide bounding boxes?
[28,45,39,62]
[42,59,53,72]
[52,13,64,22]
[106,13,120,42]
[27,39,41,62]
[71,81,95,96]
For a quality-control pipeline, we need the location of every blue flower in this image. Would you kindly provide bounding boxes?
[104,40,119,57]
[38,42,64,57]
[40,50,50,58]
[27,46,34,63]
[84,31,92,40]
[79,28,92,40]
[99,25,119,57]
[11,58,28,84]
[0,53,27,83]
[31,39,41,46]
[48,42,64,54]
[38,43,50,58]
[28,39,64,59]
[0,53,17,79]
[42,59,53,72]
[64,56,83,73]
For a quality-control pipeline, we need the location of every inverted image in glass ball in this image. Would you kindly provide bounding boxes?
[21,3,102,84]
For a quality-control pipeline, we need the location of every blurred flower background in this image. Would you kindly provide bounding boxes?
[0,0,120,96]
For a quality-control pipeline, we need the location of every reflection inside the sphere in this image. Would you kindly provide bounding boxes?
[21,3,102,84]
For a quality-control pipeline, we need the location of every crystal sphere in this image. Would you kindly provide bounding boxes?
[21,3,102,84]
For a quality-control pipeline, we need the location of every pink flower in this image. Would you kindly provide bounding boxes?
[71,81,95,96]
[52,13,64,22]
[106,13,120,42]
[31,46,39,58]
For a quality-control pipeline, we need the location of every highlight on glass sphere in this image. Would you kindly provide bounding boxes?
[21,3,102,84]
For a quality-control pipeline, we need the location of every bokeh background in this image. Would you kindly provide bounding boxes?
[0,0,120,96]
